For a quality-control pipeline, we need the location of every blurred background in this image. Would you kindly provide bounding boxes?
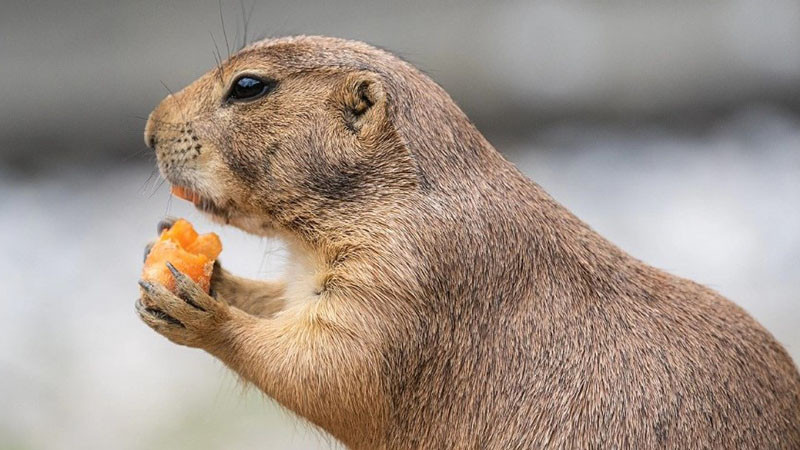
[1,0,799,448]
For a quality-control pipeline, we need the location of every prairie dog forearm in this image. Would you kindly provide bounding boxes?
[210,301,387,449]
[212,267,287,317]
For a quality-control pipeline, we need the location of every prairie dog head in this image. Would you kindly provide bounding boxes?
[144,36,420,239]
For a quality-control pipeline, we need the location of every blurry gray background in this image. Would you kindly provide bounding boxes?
[1,1,799,449]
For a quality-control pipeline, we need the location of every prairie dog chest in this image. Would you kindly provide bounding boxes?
[283,241,327,311]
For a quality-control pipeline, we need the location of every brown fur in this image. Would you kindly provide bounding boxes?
[139,36,800,449]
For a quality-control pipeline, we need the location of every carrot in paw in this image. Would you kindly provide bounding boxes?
[142,219,222,292]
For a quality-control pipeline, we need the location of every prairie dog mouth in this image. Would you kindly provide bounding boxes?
[170,185,232,221]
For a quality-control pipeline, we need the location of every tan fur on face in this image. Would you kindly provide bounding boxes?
[142,36,800,449]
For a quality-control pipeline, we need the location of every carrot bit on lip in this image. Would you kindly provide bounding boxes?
[171,185,199,203]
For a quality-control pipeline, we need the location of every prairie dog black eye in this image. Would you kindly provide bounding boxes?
[227,76,274,102]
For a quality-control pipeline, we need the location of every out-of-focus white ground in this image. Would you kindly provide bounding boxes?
[1,107,798,449]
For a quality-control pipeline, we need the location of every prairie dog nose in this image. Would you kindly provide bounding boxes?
[144,92,184,150]
[144,110,157,149]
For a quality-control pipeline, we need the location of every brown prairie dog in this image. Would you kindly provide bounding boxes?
[137,36,800,449]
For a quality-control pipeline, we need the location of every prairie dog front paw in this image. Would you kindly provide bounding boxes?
[137,263,232,348]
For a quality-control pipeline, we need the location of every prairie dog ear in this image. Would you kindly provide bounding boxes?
[335,71,387,134]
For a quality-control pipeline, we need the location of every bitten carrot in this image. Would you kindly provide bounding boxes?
[142,219,222,292]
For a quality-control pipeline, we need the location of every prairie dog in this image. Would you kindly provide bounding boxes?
[138,36,800,449]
